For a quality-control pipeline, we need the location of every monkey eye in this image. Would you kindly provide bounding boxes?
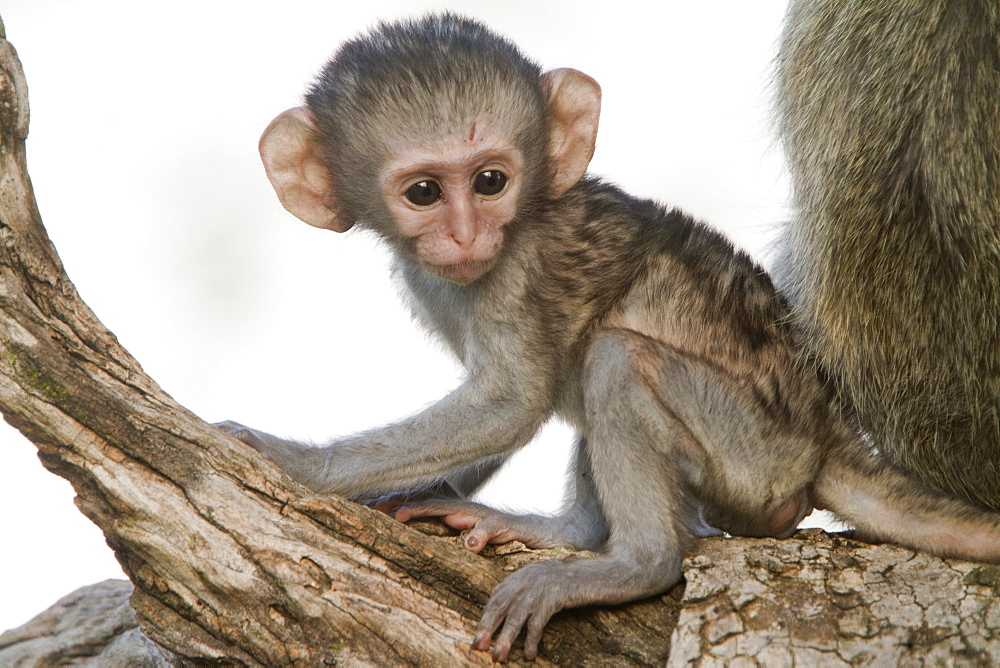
[474,170,507,196]
[405,180,442,206]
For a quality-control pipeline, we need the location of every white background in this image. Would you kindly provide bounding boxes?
[0,1,792,631]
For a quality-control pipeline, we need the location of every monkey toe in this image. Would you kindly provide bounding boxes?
[393,500,487,524]
[465,527,490,552]
[369,496,404,515]
[476,561,568,662]
[465,515,533,551]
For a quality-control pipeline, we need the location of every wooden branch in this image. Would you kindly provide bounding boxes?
[0,16,674,666]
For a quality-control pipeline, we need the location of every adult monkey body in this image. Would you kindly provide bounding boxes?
[220,14,1000,662]
[774,0,1000,510]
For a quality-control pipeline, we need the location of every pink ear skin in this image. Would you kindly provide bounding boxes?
[259,107,354,233]
[541,68,602,197]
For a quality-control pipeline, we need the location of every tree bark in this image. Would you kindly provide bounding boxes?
[0,580,175,666]
[2,14,1000,668]
[670,530,1000,666]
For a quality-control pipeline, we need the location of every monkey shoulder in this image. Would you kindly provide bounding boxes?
[559,177,785,318]
[546,178,800,397]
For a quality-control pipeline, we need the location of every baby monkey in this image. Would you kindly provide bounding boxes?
[220,14,1000,662]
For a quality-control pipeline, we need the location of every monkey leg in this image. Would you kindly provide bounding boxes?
[468,329,705,661]
[366,479,464,513]
[394,436,609,553]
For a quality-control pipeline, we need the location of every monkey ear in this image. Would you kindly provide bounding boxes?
[541,68,601,197]
[259,107,354,233]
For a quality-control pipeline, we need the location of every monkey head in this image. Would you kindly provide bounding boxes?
[258,15,600,285]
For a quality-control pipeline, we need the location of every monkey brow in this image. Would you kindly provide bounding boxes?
[383,140,520,177]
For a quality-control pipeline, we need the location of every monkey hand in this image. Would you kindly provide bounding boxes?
[477,552,683,662]
[394,500,574,553]
[214,420,325,488]
[215,420,278,455]
[468,559,576,661]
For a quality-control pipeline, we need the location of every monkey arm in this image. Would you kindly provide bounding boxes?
[457,326,826,661]
[221,263,566,501]
[470,330,699,661]
[442,454,510,497]
[221,376,551,499]
[364,455,510,514]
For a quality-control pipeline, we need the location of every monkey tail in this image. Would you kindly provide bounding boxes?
[814,443,1000,563]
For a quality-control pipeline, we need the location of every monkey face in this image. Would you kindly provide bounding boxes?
[380,120,525,285]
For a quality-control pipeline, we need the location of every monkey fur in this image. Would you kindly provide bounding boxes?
[773,0,1000,510]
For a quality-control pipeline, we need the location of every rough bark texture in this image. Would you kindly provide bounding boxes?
[7,531,1000,667]
[2,13,1000,668]
[670,530,1000,666]
[0,580,174,667]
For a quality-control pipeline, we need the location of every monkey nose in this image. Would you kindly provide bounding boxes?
[445,215,478,251]
[449,230,476,250]
[442,196,479,250]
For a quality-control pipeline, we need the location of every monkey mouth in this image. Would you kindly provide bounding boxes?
[427,258,497,285]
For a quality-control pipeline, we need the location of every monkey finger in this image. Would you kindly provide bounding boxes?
[523,603,560,661]
[478,569,542,661]
[491,597,533,663]
[214,420,251,441]
[471,627,495,653]
[392,500,490,523]
[493,636,514,664]
[475,586,517,653]
[215,421,269,454]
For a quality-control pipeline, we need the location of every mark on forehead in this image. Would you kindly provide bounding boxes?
[468,122,477,142]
